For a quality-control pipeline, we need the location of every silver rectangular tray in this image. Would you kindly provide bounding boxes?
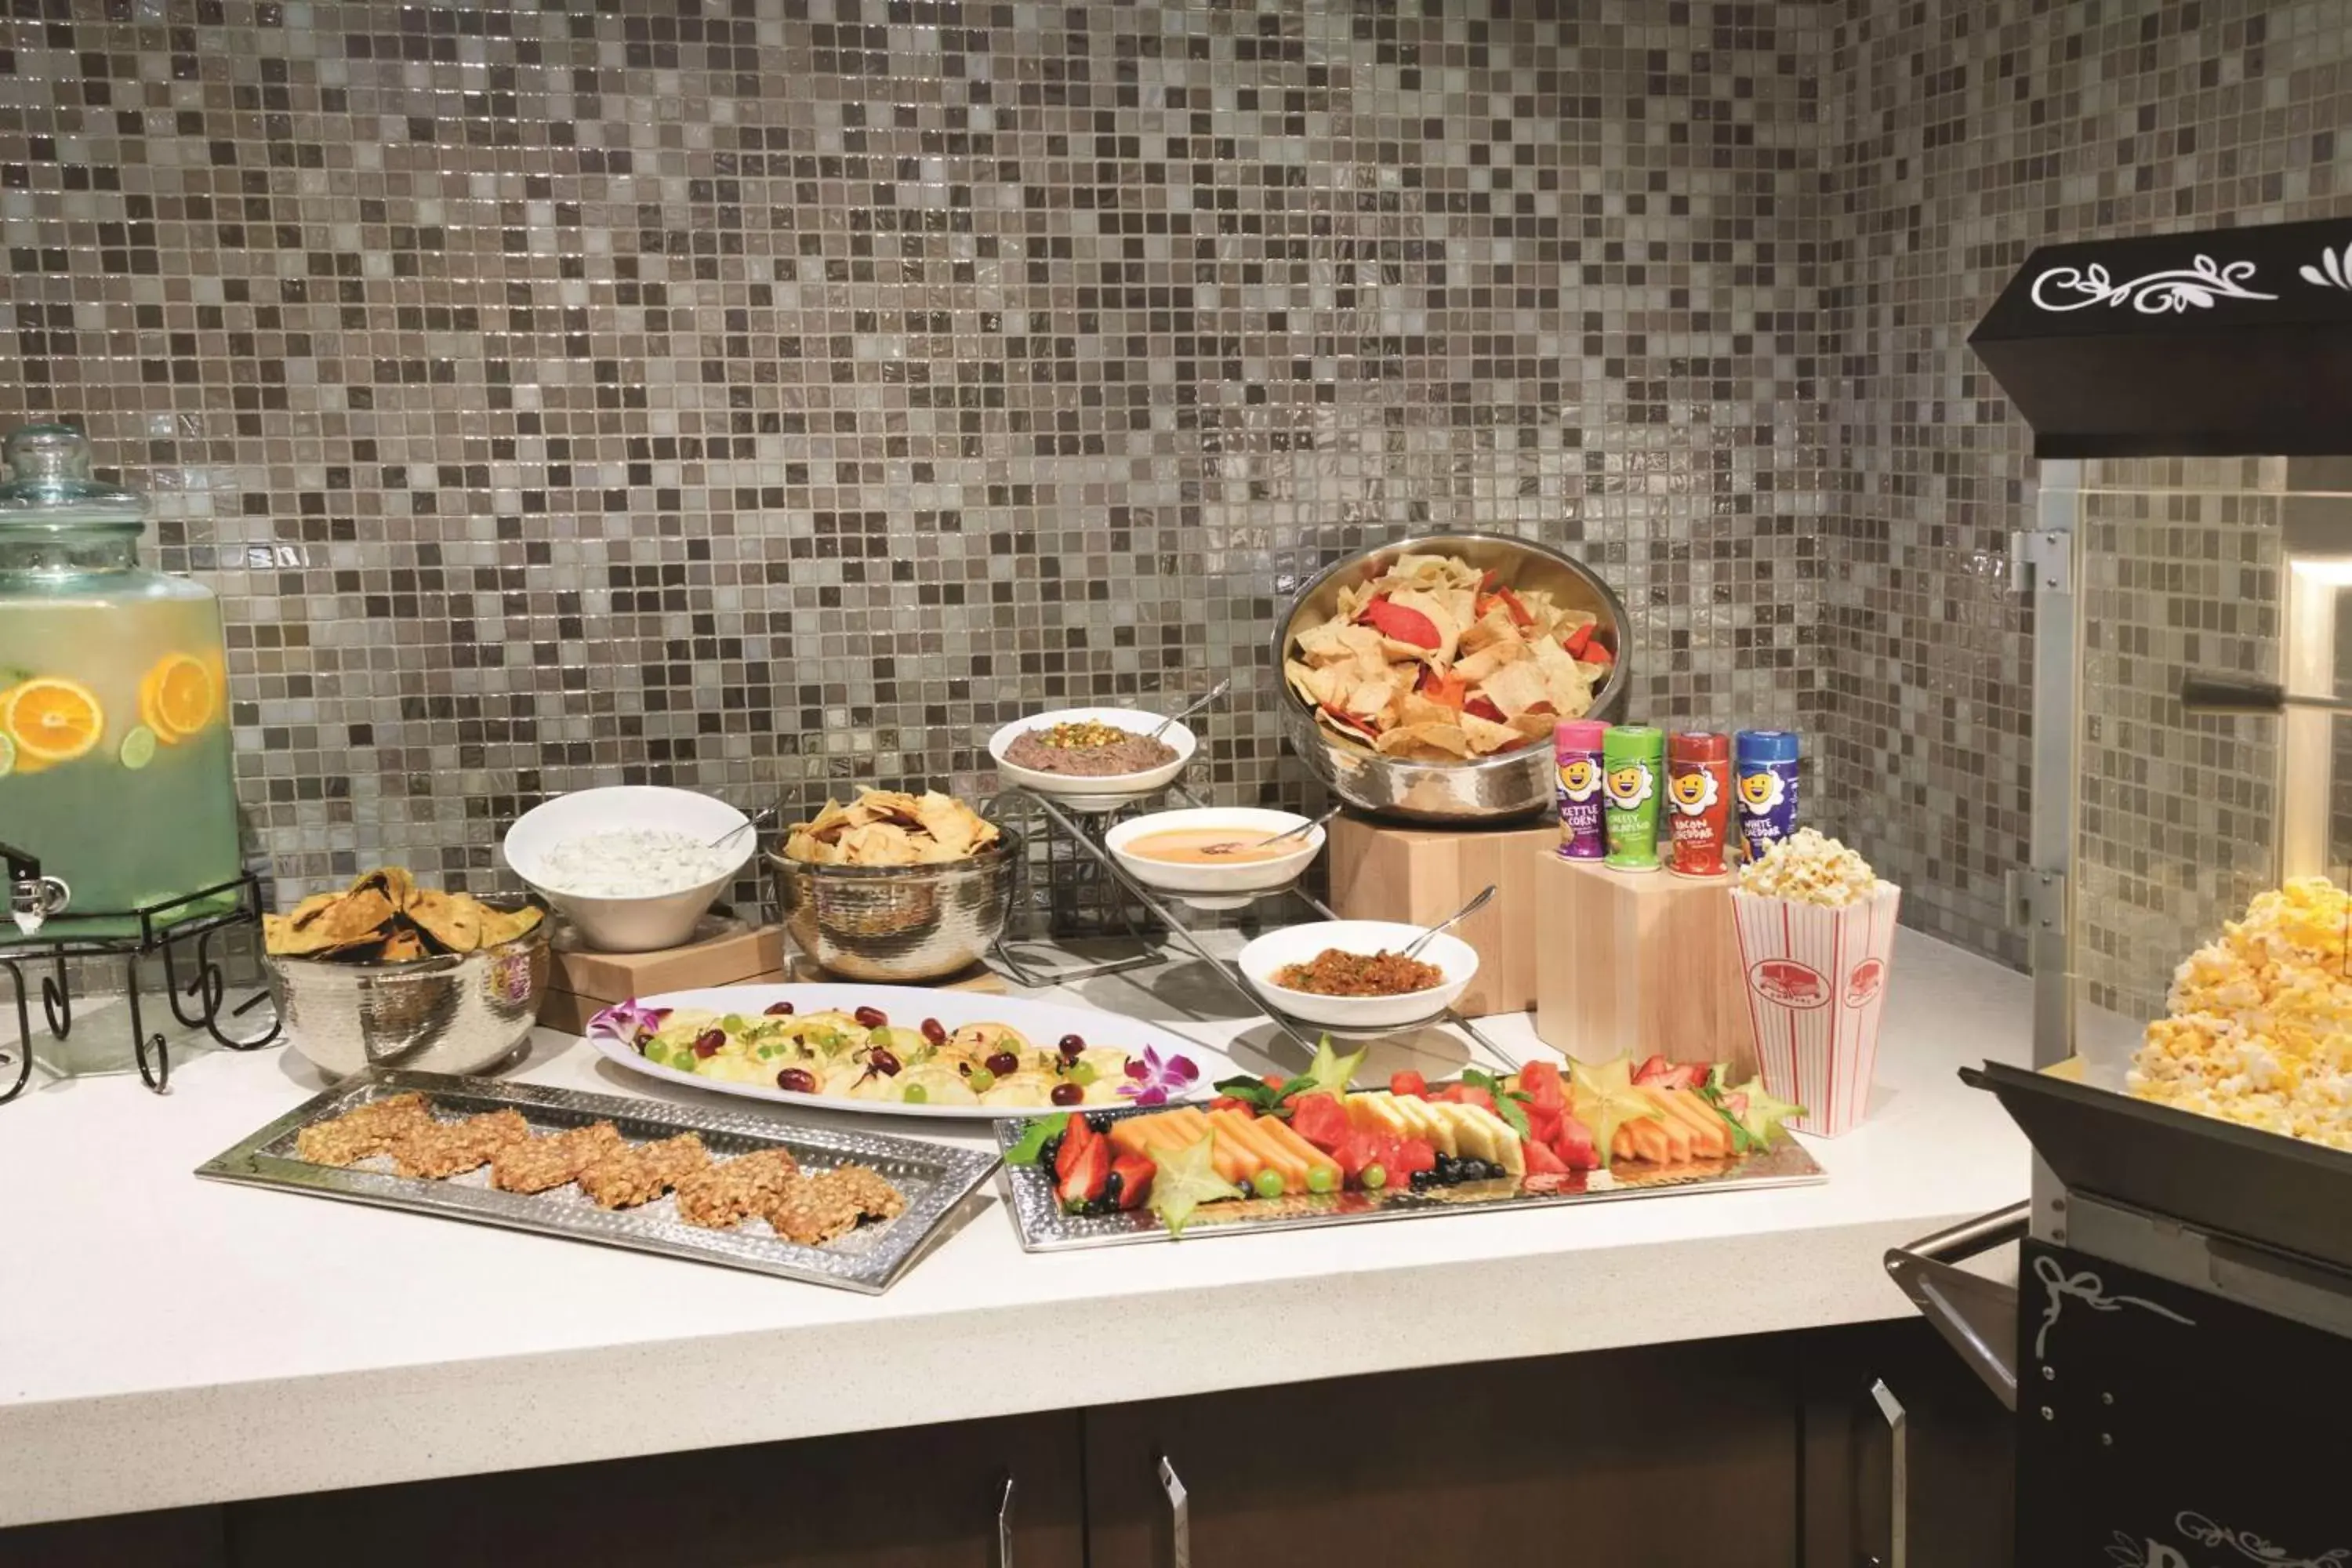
[996,1109,1826,1250]
[198,1069,1000,1294]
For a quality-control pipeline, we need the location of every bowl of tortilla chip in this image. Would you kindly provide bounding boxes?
[261,868,550,1080]
[500,786,756,953]
[769,789,1018,981]
[1273,532,1631,822]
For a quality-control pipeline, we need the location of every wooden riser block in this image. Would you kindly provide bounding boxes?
[1532,856,1760,1078]
[1325,814,1555,1018]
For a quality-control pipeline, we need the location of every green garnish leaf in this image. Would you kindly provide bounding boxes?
[1004,1112,1071,1167]
[1459,1067,1534,1142]
[1210,1073,1316,1116]
[1146,1128,1244,1238]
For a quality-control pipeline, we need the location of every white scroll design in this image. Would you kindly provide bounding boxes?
[2032,1254,2195,1359]
[2031,253,2277,314]
[2173,1512,2349,1567]
[2301,240,2352,292]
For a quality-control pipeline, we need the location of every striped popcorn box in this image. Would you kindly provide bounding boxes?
[1728,882,1902,1137]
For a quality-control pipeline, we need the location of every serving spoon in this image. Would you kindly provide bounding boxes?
[1146,676,1232,741]
[1201,804,1342,856]
[1400,884,1497,958]
[706,802,779,849]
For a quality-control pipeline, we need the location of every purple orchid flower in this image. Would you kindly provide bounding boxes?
[585,997,672,1053]
[1116,1045,1201,1107]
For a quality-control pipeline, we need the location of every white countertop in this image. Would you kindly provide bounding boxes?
[0,929,2031,1526]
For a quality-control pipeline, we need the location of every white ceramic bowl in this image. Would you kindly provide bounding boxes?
[1104,807,1323,911]
[501,786,753,954]
[1236,919,1479,1030]
[988,706,1196,810]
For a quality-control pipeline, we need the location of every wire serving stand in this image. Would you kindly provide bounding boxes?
[0,869,282,1104]
[985,781,1521,1073]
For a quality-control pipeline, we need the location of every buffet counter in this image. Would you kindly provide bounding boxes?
[0,928,2029,1529]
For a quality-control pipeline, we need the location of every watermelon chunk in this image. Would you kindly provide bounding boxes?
[1287,1092,1353,1156]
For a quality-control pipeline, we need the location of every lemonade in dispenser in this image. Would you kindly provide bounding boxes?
[0,423,241,939]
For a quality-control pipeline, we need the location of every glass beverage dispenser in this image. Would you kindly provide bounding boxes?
[0,423,242,941]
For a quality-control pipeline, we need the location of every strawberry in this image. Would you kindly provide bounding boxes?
[1053,1113,1096,1185]
[1109,1152,1156,1210]
[1389,1069,1428,1098]
[1633,1054,1675,1086]
[1057,1133,1111,1211]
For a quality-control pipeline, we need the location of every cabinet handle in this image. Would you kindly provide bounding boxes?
[1158,1454,1190,1568]
[1868,1379,1907,1568]
[992,1473,1014,1568]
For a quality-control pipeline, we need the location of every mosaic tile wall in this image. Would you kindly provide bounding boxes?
[0,0,1833,928]
[1820,0,2352,965]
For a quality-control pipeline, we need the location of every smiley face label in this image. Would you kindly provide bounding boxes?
[1737,766,1788,814]
[1604,760,1654,810]
[1558,756,1602,801]
[1668,765,1720,816]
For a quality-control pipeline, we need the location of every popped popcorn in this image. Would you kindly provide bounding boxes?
[1736,827,1880,908]
[2129,877,2352,1152]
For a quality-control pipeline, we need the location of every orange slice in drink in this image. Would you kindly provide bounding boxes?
[4,677,105,765]
[140,653,216,744]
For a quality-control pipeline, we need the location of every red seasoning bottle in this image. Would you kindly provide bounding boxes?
[1665,731,1733,878]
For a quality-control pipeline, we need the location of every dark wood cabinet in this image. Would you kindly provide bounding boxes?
[223,1410,1083,1568]
[1797,1319,2015,1568]
[1083,1337,1802,1568]
[0,1323,2015,1567]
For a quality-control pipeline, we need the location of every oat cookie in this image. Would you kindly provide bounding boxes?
[673,1148,800,1230]
[761,1164,905,1246]
[387,1109,531,1179]
[293,1092,431,1167]
[488,1121,625,1194]
[577,1133,710,1210]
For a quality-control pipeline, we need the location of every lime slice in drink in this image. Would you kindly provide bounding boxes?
[118,725,158,770]
[0,733,13,778]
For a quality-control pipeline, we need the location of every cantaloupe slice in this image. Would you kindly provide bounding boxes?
[1209,1109,1301,1191]
[1252,1114,1341,1189]
[1646,1087,1732,1158]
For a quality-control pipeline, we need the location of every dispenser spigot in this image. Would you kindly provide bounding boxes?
[1,840,70,938]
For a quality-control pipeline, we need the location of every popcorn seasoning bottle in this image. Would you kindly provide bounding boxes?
[1601,725,1664,872]
[1733,729,1801,863]
[1555,720,1607,860]
[1665,731,1733,878]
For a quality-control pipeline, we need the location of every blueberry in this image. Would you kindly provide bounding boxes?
[1410,1170,1435,1190]
[1104,1171,1124,1203]
[1037,1136,1063,1168]
[1087,1112,1113,1135]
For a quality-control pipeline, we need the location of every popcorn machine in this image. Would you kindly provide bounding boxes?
[1886,217,2352,1566]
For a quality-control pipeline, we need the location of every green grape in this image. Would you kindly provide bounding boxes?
[1359,1163,1388,1191]
[902,1083,928,1105]
[1250,1167,1285,1200]
[967,1067,996,1093]
[1306,1164,1337,1194]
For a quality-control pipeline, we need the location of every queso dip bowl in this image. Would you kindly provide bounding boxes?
[1104,806,1324,911]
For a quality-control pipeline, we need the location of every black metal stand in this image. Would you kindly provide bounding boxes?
[989,783,1522,1072]
[0,871,281,1102]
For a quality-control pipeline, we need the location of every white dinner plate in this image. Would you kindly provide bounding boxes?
[586,982,1236,1121]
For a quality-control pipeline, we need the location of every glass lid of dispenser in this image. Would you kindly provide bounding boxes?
[0,423,147,530]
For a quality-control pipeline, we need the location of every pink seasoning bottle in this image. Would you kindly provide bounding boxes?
[1555,720,1608,860]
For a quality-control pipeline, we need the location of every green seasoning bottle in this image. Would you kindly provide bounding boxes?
[1601,725,1664,872]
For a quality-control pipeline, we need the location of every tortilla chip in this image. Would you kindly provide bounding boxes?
[316,887,397,945]
[281,890,344,932]
[1461,713,1523,753]
[476,902,544,947]
[1375,722,1475,759]
[406,889,484,953]
[1476,659,1554,720]
[1457,605,1521,655]
[347,866,416,908]
[378,928,430,964]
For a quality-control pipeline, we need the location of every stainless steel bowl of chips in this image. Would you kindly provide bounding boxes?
[770,828,1020,982]
[1273,532,1632,822]
[262,868,551,1078]
[265,924,550,1079]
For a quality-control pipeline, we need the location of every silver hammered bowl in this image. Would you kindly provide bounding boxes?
[769,827,1019,982]
[1272,531,1633,823]
[266,925,551,1080]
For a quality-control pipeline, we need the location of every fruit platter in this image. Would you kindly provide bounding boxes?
[996,1041,1826,1247]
